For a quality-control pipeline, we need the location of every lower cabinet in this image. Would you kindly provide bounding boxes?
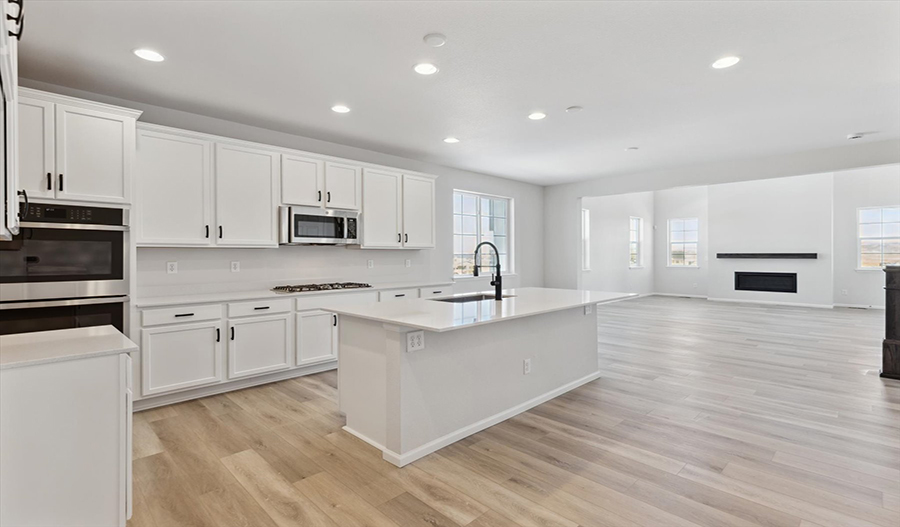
[296,310,338,366]
[227,313,292,379]
[140,321,223,397]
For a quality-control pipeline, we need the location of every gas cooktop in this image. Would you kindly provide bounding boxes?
[271,282,372,294]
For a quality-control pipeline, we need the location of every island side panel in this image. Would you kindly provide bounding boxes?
[338,316,390,449]
[396,306,598,461]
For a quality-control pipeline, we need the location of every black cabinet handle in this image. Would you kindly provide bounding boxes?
[230,327,235,340]
[433,291,442,294]
[16,189,27,221]
[58,174,64,191]
[216,328,220,342]
[7,0,23,40]
[254,306,270,311]
[395,294,405,298]
[205,225,209,238]
[327,191,331,203]
[397,233,401,243]
[318,190,322,202]
[218,226,223,238]
[405,233,408,243]
[46,173,51,190]
[333,314,337,326]
[174,313,194,318]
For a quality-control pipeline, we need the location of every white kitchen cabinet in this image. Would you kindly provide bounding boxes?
[136,128,213,245]
[16,89,140,205]
[324,161,361,210]
[282,153,324,207]
[402,174,436,248]
[140,321,223,396]
[0,0,20,241]
[215,143,279,246]
[379,288,419,301]
[361,168,402,248]
[296,310,338,366]
[227,313,292,379]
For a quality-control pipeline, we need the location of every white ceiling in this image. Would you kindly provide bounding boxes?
[19,1,900,185]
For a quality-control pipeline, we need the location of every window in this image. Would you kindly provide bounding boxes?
[581,209,591,271]
[668,218,699,266]
[858,207,900,268]
[453,190,512,276]
[629,217,643,267]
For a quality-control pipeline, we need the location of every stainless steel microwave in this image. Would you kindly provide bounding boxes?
[279,206,359,245]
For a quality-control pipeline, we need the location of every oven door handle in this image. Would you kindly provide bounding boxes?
[18,222,130,232]
[0,296,130,310]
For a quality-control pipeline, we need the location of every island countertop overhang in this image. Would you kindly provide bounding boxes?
[328,287,636,332]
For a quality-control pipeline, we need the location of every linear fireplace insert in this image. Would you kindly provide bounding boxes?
[734,272,797,293]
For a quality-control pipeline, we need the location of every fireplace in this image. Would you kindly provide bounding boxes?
[734,272,797,293]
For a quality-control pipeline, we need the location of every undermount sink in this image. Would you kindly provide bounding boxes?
[431,294,516,303]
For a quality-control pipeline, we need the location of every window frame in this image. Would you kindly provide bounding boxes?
[667,217,700,268]
[629,216,643,269]
[856,206,900,270]
[581,209,591,271]
[452,189,514,278]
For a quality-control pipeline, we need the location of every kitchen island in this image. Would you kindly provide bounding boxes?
[330,287,635,466]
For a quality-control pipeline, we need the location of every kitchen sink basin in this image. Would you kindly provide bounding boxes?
[431,294,515,303]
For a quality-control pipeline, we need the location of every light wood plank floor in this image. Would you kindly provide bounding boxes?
[129,296,900,527]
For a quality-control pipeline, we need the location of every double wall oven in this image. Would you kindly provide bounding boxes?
[0,203,129,335]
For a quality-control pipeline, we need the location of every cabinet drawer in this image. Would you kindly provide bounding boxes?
[142,304,223,327]
[379,288,419,301]
[298,291,378,311]
[419,286,452,299]
[228,298,292,318]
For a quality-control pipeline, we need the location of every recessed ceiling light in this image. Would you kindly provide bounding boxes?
[331,105,351,114]
[443,137,460,144]
[528,112,547,120]
[133,48,165,62]
[566,106,583,113]
[423,33,447,47]
[711,56,740,69]
[625,146,639,151]
[414,63,439,75]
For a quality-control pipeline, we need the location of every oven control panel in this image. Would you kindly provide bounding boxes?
[21,203,124,226]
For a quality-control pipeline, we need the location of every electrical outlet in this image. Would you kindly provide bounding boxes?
[405,259,411,268]
[166,261,177,274]
[367,259,374,269]
[841,289,848,296]
[230,261,240,273]
[406,330,425,352]
[523,358,532,375]
[584,304,593,315]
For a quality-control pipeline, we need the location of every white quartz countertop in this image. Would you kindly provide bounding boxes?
[0,325,138,370]
[329,287,637,332]
[134,280,455,308]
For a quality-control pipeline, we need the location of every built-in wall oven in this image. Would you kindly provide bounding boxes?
[0,203,129,335]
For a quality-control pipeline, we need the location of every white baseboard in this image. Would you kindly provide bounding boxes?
[651,293,708,299]
[706,297,834,309]
[347,370,603,468]
[833,303,885,310]
[133,360,337,411]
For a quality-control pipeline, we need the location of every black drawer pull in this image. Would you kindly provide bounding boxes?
[254,306,270,311]
[174,313,194,318]
[395,294,405,297]
[433,291,442,294]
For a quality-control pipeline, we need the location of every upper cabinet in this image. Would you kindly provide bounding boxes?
[361,170,436,249]
[18,89,141,205]
[324,162,361,211]
[281,154,324,207]
[215,143,279,247]
[136,128,212,246]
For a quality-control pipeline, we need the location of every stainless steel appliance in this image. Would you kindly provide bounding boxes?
[271,282,371,294]
[279,206,359,245]
[0,203,129,335]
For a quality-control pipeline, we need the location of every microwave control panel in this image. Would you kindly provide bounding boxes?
[21,203,124,226]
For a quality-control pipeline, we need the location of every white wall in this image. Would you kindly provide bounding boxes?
[580,192,654,295]
[833,164,900,308]
[652,186,709,297]
[544,141,900,289]
[707,173,834,307]
[20,80,545,298]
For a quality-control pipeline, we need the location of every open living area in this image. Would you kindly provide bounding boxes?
[0,2,898,527]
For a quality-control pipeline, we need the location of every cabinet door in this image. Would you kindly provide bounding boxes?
[296,310,337,366]
[17,97,55,200]
[215,143,279,246]
[227,314,292,379]
[402,174,436,248]
[361,168,402,248]
[324,161,361,210]
[136,130,213,245]
[282,154,324,207]
[55,104,133,204]
[140,321,223,396]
